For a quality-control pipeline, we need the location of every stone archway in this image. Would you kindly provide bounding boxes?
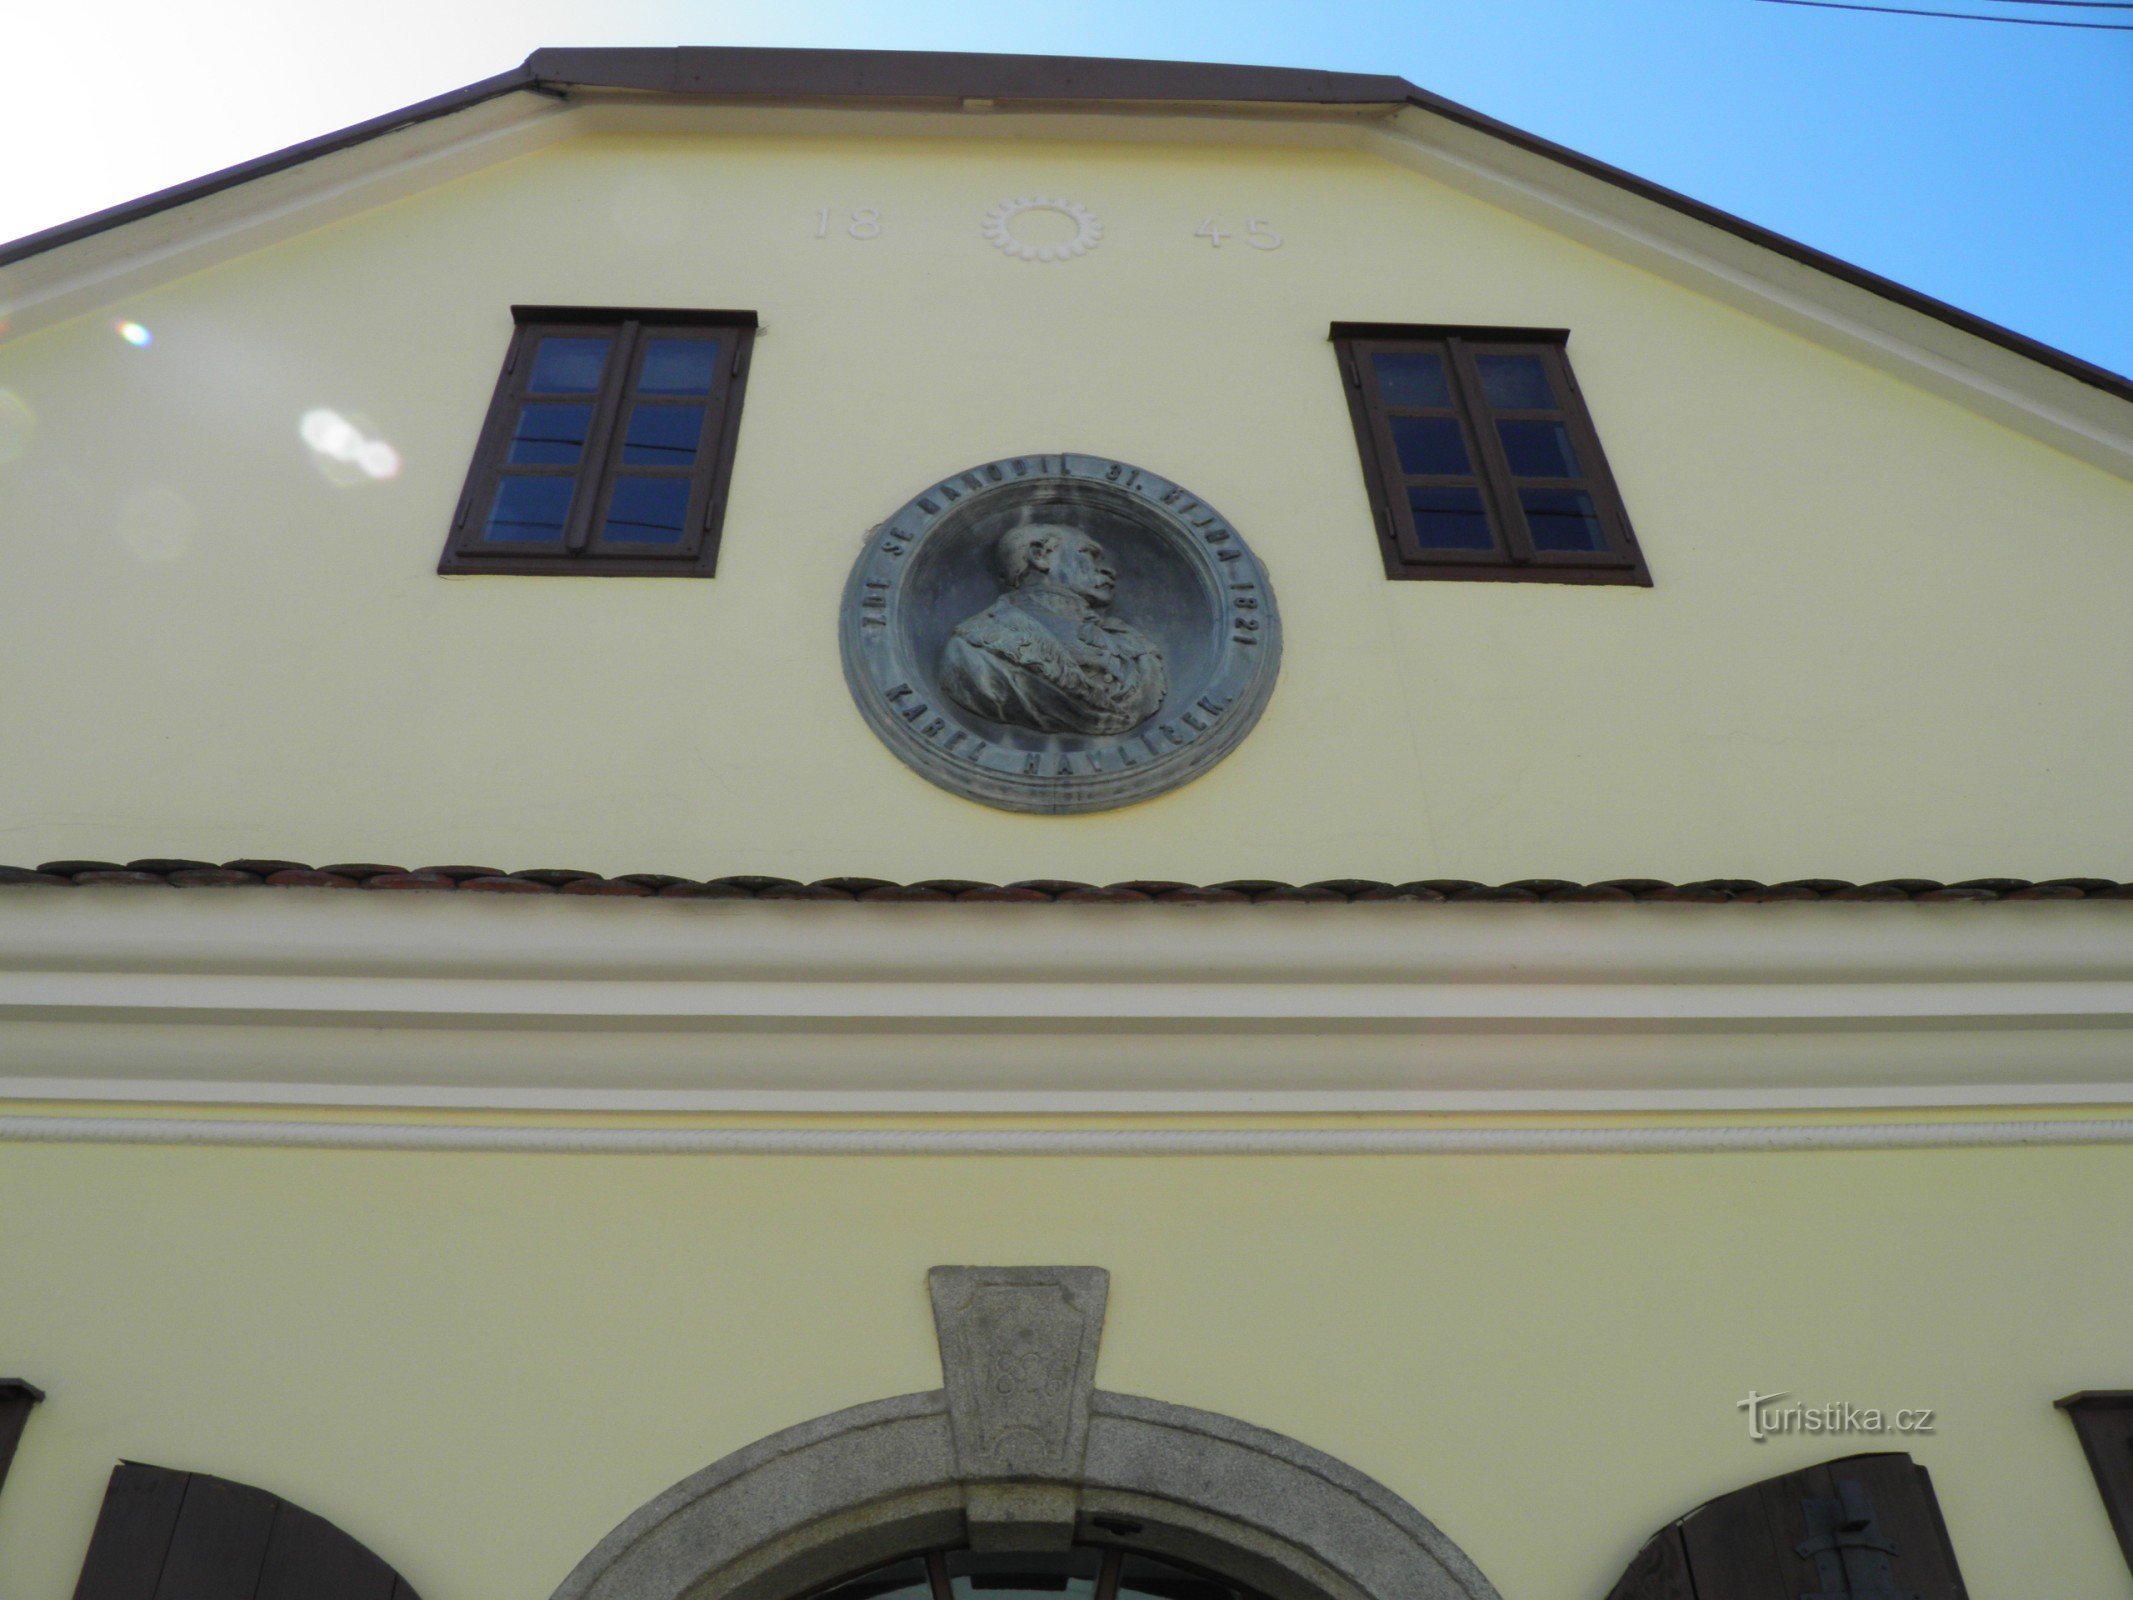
[551,1268,1499,1600]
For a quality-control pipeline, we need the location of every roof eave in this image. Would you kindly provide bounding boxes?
[0,66,539,274]
[0,45,2126,426]
[1393,83,2133,408]
[525,45,1413,108]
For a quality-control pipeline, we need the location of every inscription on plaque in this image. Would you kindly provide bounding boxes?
[840,455,1283,813]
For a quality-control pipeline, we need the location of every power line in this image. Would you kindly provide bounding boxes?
[1757,0,2133,25]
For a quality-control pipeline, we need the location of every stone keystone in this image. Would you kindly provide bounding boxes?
[927,1265,1110,1481]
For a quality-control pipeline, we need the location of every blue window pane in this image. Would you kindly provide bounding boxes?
[527,336,611,393]
[621,403,706,466]
[1372,351,1451,408]
[1497,419,1580,478]
[507,402,592,465]
[484,475,575,543]
[603,477,691,545]
[1406,486,1494,550]
[639,338,719,395]
[1389,415,1471,476]
[1521,488,1608,552]
[1475,353,1555,410]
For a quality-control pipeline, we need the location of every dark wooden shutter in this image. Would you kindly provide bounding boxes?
[1604,1452,1968,1599]
[71,1462,421,1600]
[0,1379,43,1501]
[2057,1391,2133,1578]
[1604,1524,1696,1600]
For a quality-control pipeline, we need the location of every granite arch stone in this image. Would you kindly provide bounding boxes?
[548,1389,1500,1600]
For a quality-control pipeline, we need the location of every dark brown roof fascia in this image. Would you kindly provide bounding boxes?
[524,46,1412,107]
[1,45,2125,411]
[0,67,541,272]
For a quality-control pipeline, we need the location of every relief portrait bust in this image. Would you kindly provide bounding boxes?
[841,454,1282,814]
[938,523,1170,737]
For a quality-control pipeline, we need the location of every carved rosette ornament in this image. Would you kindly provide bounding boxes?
[840,455,1283,813]
[981,197,1103,262]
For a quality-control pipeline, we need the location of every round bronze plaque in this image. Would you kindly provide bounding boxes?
[840,454,1282,813]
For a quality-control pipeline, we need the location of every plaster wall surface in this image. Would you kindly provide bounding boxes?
[0,1140,2125,1600]
[1,128,2129,880]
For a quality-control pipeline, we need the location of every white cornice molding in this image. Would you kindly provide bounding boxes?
[4,1114,2132,1155]
[4,891,2133,1113]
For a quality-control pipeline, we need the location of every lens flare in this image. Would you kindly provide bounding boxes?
[299,407,401,484]
[299,409,361,457]
[115,320,153,347]
[354,439,402,479]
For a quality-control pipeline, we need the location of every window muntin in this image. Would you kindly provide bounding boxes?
[809,1546,1267,1600]
[440,307,756,577]
[1332,324,1648,585]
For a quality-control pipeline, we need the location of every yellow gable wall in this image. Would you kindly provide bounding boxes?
[2,126,2130,880]
[0,1139,2127,1600]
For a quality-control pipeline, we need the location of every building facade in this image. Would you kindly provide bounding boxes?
[2,48,2132,1600]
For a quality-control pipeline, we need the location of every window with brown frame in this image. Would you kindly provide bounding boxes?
[1331,323,1649,584]
[439,306,756,576]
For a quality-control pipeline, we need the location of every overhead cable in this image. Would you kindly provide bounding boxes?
[1758,0,2133,25]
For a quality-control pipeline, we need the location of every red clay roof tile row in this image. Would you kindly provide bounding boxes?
[0,863,2127,903]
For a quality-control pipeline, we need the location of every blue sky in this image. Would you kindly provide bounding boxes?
[8,0,2129,374]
